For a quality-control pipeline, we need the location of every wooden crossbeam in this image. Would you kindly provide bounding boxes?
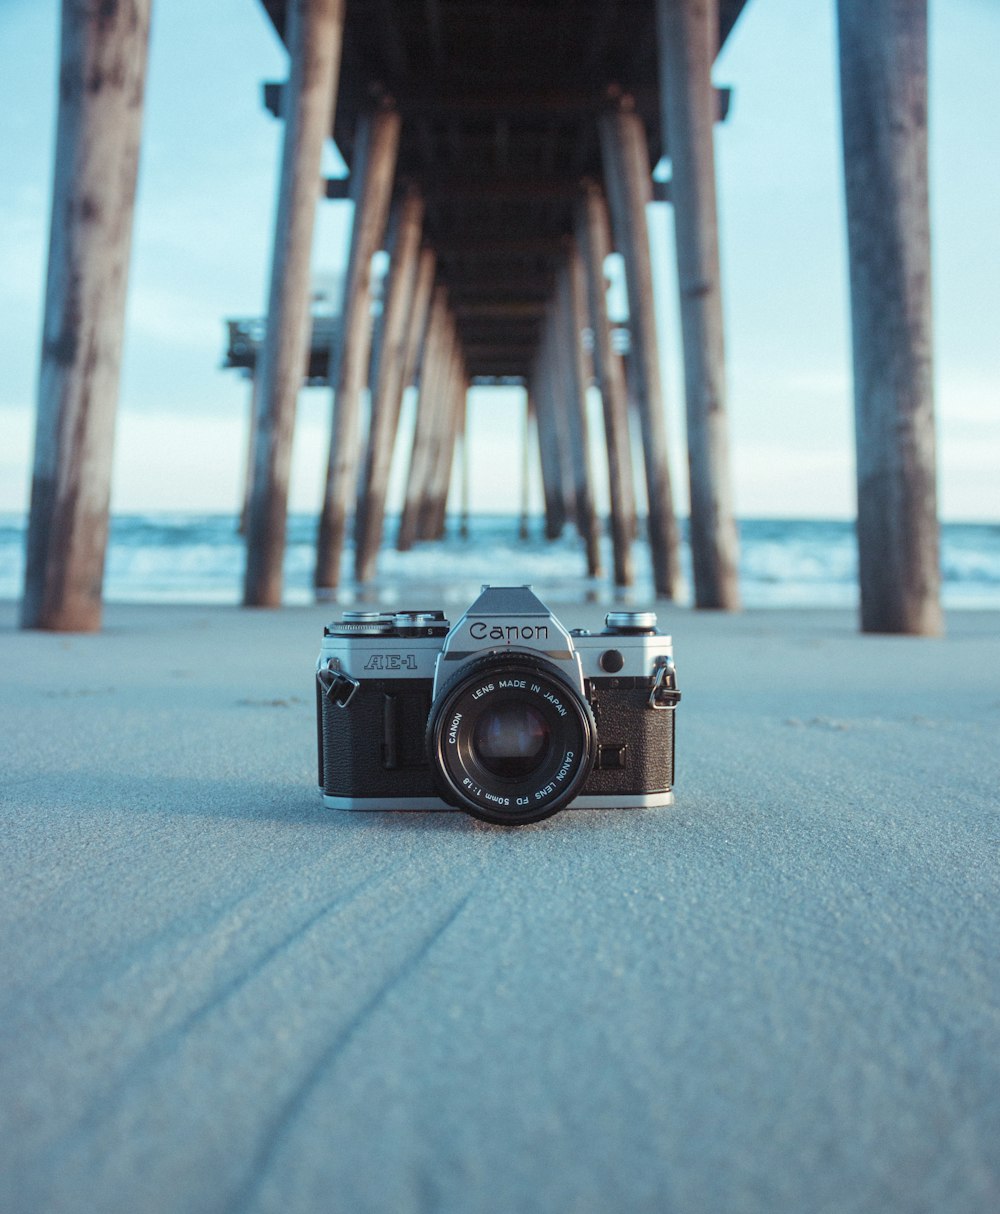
[453,302,546,319]
[325,176,670,202]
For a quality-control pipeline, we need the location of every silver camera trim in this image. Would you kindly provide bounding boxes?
[321,791,675,812]
[318,586,675,688]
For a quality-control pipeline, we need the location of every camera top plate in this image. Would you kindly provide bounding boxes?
[320,587,674,689]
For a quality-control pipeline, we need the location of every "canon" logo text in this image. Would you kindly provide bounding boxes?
[470,621,549,642]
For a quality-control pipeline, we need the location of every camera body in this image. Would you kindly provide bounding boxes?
[316,586,680,825]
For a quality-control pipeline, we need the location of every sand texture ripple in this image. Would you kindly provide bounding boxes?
[1,602,998,1214]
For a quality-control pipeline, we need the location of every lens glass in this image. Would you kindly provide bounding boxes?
[472,701,550,779]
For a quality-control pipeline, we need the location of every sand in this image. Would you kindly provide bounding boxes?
[1,599,997,1214]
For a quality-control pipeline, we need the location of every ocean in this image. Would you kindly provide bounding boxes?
[2,513,999,610]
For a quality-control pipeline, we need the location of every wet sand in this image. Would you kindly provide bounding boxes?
[1,601,997,1213]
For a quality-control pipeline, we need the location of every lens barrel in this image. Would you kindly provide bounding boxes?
[426,654,597,825]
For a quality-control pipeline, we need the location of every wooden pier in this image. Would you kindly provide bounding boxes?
[22,0,944,634]
[241,0,749,604]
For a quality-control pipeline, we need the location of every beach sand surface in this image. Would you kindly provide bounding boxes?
[1,601,998,1214]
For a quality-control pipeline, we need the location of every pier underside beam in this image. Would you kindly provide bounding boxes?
[22,0,152,632]
[244,0,346,608]
[837,0,941,635]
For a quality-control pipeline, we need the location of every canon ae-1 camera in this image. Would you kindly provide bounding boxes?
[315,585,680,826]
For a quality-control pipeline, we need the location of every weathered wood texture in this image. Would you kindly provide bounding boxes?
[837,0,941,635]
[397,288,449,551]
[556,254,603,577]
[315,102,401,589]
[537,313,579,531]
[400,248,438,395]
[412,314,455,541]
[238,373,260,536]
[416,327,459,540]
[520,399,533,540]
[578,182,637,588]
[600,99,683,599]
[657,0,741,609]
[528,382,567,540]
[381,245,437,556]
[354,187,425,582]
[243,0,345,608]
[421,350,467,541]
[458,401,471,540]
[22,0,152,631]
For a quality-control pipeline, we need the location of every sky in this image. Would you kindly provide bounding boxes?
[0,0,997,521]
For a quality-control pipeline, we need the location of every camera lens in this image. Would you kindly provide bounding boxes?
[472,702,550,779]
[426,654,597,825]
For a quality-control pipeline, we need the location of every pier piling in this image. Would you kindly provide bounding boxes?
[354,186,425,583]
[22,0,152,632]
[397,288,448,552]
[315,101,401,591]
[529,383,568,542]
[837,0,942,635]
[244,0,345,608]
[600,97,683,598]
[556,252,603,578]
[657,0,741,609]
[578,181,637,588]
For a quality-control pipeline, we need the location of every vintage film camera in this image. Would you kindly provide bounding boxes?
[316,585,680,826]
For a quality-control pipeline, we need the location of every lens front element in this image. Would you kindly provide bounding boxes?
[427,655,597,824]
[472,702,551,779]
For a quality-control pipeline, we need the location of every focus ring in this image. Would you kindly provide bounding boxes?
[426,652,597,825]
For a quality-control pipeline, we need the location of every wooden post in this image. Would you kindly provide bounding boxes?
[238,372,259,535]
[556,255,603,577]
[397,287,448,551]
[354,186,424,582]
[400,248,437,400]
[315,101,401,590]
[538,308,579,529]
[600,98,683,599]
[384,245,438,543]
[519,397,532,541]
[429,320,466,540]
[423,347,467,541]
[529,366,568,541]
[578,181,636,588]
[416,320,457,540]
[459,390,471,540]
[21,0,152,632]
[838,0,941,635]
[657,0,741,609]
[243,0,345,608]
